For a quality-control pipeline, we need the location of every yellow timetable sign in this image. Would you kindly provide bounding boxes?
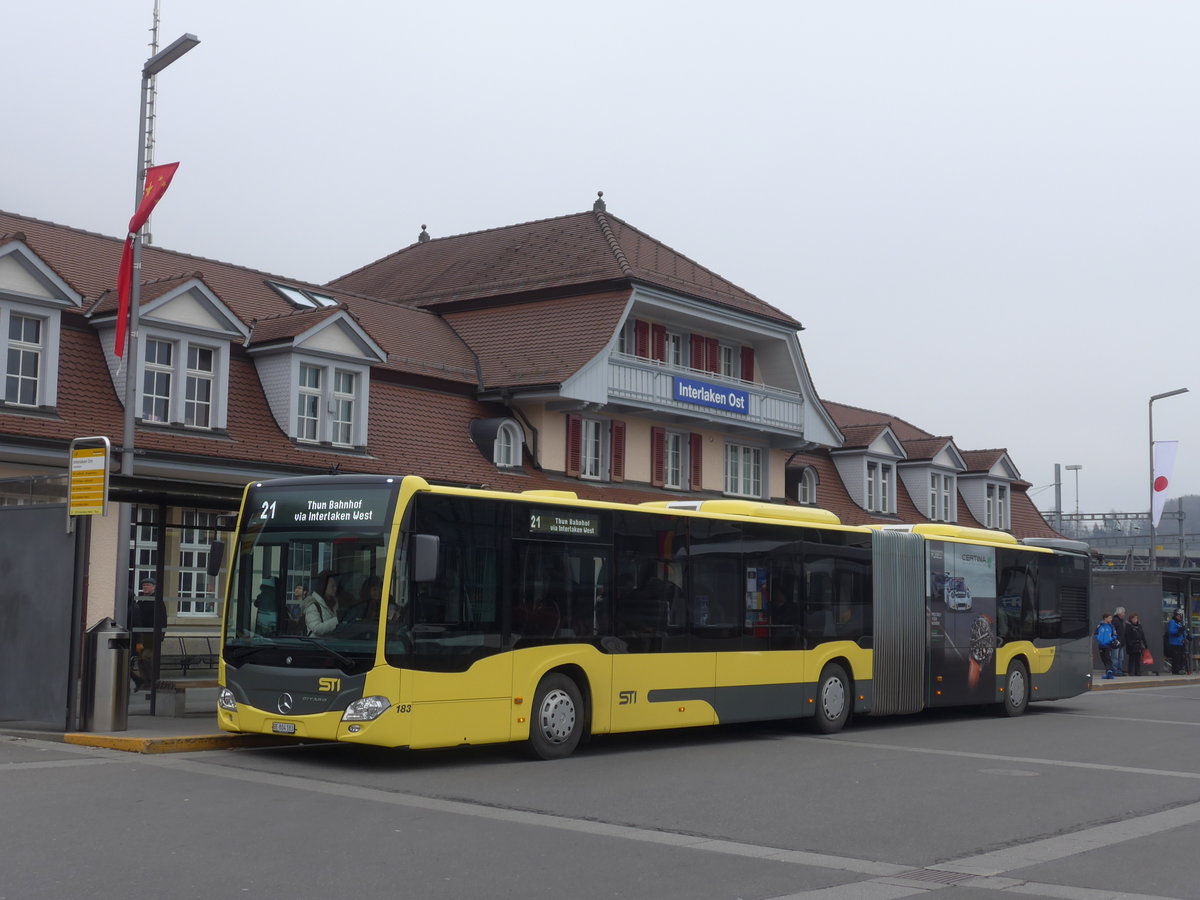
[69,444,109,516]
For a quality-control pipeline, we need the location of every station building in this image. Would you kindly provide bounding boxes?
[0,194,1061,727]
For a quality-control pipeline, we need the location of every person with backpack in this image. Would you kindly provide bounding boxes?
[1110,607,1127,675]
[1095,613,1116,679]
[1167,610,1189,675]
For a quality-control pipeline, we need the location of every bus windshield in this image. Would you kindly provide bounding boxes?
[222,480,398,674]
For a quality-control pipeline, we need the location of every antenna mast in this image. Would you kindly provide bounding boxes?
[142,0,162,245]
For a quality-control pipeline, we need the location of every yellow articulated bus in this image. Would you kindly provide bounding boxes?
[213,474,1091,759]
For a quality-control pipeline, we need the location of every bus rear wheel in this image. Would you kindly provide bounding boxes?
[811,664,851,734]
[527,673,584,760]
[999,660,1029,717]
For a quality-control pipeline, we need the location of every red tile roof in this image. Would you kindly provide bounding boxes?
[329,209,801,327]
[822,400,933,442]
[444,291,629,389]
[0,211,477,384]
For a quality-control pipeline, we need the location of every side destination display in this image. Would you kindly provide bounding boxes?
[252,485,395,528]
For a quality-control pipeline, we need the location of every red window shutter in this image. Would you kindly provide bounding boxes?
[741,346,755,382]
[651,324,667,362]
[565,414,582,478]
[635,320,650,359]
[706,337,719,374]
[690,333,705,370]
[650,427,665,488]
[689,433,703,491]
[610,420,626,483]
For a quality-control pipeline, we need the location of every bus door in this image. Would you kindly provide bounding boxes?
[609,513,713,732]
[398,494,512,748]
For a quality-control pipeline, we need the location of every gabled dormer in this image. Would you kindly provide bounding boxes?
[830,425,906,515]
[958,450,1020,530]
[0,237,83,411]
[91,274,249,431]
[898,437,966,523]
[247,307,385,450]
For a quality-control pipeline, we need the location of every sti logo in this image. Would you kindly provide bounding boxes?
[318,677,341,693]
[618,690,637,705]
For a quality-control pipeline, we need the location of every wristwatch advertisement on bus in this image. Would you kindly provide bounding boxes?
[967,614,995,690]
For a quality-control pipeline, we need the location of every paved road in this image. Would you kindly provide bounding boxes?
[3,682,1198,899]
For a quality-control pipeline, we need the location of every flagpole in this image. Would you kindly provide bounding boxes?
[1148,388,1188,570]
[114,34,199,633]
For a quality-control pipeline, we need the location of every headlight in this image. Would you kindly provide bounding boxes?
[218,688,237,711]
[342,695,391,721]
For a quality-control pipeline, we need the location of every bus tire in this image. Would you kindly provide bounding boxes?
[527,673,584,760]
[811,664,851,734]
[999,659,1029,717]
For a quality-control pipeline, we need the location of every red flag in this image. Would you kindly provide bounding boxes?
[114,237,134,358]
[114,162,179,358]
[128,162,179,234]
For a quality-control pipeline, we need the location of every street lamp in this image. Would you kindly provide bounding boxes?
[116,33,200,623]
[1148,388,1188,570]
[1065,465,1082,516]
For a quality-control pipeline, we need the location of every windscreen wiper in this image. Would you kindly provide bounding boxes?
[291,635,355,669]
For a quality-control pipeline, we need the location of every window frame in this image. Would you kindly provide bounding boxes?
[580,417,606,481]
[866,459,895,514]
[291,357,370,449]
[494,420,524,468]
[798,467,817,505]
[986,483,1010,529]
[134,329,227,430]
[724,441,764,498]
[4,311,43,407]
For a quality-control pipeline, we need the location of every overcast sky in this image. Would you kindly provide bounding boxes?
[5,1,1197,517]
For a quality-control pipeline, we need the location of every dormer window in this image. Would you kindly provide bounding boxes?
[986,483,1009,529]
[137,332,228,430]
[866,460,895,513]
[494,420,523,467]
[0,240,82,412]
[929,473,956,522]
[797,467,818,505]
[5,312,42,406]
[294,360,366,448]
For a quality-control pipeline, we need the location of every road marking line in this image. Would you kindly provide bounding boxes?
[800,736,1200,779]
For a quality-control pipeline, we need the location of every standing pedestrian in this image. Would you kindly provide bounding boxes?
[1110,607,1127,676]
[1124,613,1147,676]
[1167,610,1189,675]
[1095,613,1116,679]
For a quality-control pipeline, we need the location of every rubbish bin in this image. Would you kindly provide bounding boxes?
[83,618,130,732]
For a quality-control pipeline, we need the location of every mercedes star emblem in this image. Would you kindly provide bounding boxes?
[277,692,294,715]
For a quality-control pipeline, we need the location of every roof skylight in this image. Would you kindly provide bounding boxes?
[267,281,340,309]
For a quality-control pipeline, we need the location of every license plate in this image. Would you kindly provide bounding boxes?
[271,722,296,734]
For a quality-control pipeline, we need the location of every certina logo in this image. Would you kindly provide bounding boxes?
[619,690,637,705]
[277,693,294,715]
[318,677,341,692]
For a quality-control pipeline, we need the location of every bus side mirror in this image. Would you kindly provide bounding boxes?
[411,534,439,583]
[207,540,226,578]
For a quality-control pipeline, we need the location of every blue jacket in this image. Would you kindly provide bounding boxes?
[1096,622,1115,648]
[1168,618,1187,647]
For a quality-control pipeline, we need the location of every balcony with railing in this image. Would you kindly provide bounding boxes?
[607,352,804,435]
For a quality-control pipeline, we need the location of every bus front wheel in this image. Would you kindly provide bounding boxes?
[999,660,1029,717]
[528,673,584,760]
[811,664,851,734]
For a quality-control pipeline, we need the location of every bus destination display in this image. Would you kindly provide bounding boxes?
[253,485,394,528]
[528,509,601,538]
